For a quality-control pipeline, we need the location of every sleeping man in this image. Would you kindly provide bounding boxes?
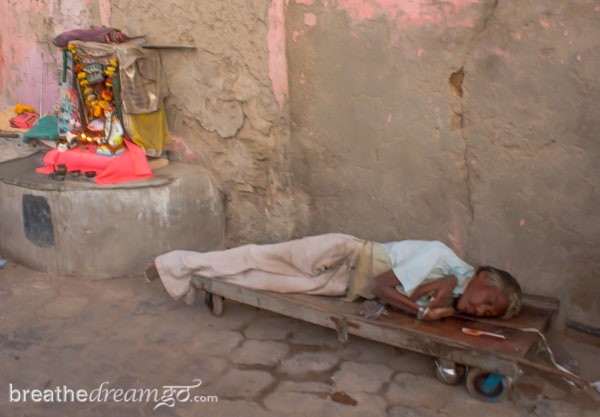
[146,233,522,321]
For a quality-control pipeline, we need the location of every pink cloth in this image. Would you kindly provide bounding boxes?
[36,140,152,185]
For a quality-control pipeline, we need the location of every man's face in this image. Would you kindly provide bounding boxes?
[456,271,509,318]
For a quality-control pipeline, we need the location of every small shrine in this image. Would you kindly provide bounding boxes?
[56,32,171,158]
[5,28,176,184]
[0,28,222,278]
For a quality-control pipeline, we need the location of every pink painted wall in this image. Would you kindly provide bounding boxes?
[267,0,290,111]
[0,0,101,113]
[337,0,479,27]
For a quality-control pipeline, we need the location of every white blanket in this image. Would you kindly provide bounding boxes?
[155,233,366,304]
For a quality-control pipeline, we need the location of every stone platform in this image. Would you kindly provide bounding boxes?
[0,152,224,279]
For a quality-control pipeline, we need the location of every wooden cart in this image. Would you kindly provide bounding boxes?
[191,275,591,401]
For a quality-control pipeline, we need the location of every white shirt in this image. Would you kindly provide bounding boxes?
[382,240,474,296]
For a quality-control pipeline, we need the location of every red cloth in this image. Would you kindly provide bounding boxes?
[36,140,152,185]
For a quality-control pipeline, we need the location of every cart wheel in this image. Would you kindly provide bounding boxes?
[434,359,466,385]
[465,368,511,402]
[204,291,214,309]
[204,291,224,316]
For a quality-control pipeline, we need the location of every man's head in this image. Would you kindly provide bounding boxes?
[456,266,522,319]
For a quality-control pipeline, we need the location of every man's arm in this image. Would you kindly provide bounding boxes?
[408,274,457,308]
[369,270,455,320]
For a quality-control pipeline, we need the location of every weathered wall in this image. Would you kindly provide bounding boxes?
[1,0,598,322]
[287,0,600,322]
[107,0,306,244]
[0,0,110,114]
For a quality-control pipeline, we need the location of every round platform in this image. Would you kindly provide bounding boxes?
[0,153,224,278]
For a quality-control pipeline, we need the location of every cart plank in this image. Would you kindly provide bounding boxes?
[191,275,560,378]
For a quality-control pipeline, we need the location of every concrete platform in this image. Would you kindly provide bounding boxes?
[0,152,224,278]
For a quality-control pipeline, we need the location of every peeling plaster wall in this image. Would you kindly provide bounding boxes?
[108,0,306,244]
[1,1,599,320]
[465,2,600,323]
[288,0,600,321]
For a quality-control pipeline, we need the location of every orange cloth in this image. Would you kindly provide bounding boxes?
[36,140,152,185]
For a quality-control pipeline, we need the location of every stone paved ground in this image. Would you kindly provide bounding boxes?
[0,261,598,417]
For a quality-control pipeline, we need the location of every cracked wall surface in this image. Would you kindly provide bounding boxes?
[287,0,599,321]
[1,0,598,321]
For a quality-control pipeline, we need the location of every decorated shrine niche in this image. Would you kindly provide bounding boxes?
[61,43,125,155]
[58,38,171,157]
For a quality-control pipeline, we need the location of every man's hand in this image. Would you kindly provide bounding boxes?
[410,275,457,309]
[371,271,457,322]
[424,307,455,321]
[428,284,454,308]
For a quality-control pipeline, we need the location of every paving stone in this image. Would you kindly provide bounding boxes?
[289,322,342,348]
[0,286,13,302]
[385,373,452,409]
[8,402,97,417]
[67,302,124,328]
[388,350,436,375]
[90,404,144,417]
[0,308,37,329]
[0,290,57,318]
[108,314,159,341]
[263,390,328,414]
[230,340,289,366]
[16,278,56,293]
[338,336,398,363]
[441,389,520,417]
[263,389,388,417]
[0,349,22,382]
[7,346,88,387]
[333,392,388,416]
[267,382,390,415]
[277,351,340,378]
[10,320,65,348]
[130,294,173,316]
[276,380,332,394]
[120,348,198,386]
[49,353,125,387]
[203,369,275,400]
[83,336,143,362]
[510,374,548,407]
[518,399,598,417]
[145,316,200,345]
[168,356,229,389]
[154,300,207,325]
[90,277,141,302]
[183,329,244,356]
[179,399,275,417]
[53,279,96,297]
[243,314,298,340]
[37,295,89,318]
[332,361,393,394]
[388,404,439,417]
[140,401,184,417]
